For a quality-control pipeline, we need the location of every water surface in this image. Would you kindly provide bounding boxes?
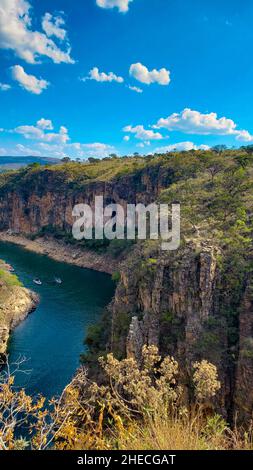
[0,241,115,398]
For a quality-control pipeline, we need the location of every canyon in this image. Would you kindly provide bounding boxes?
[0,152,252,423]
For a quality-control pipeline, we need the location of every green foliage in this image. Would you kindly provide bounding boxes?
[0,269,23,287]
[161,311,174,323]
[203,414,228,439]
[112,271,121,283]
[147,258,158,265]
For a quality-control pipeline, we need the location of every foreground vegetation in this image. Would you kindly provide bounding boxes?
[0,346,252,451]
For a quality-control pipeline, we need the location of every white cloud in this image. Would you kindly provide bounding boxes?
[16,144,42,156]
[4,118,114,159]
[128,85,143,93]
[155,108,235,135]
[154,108,253,142]
[129,62,171,85]
[234,129,253,142]
[1,141,116,160]
[123,124,163,140]
[81,142,113,151]
[155,142,210,153]
[0,0,74,64]
[82,67,124,83]
[14,125,44,140]
[36,143,69,159]
[42,126,69,144]
[13,119,70,144]
[38,141,114,159]
[0,82,11,91]
[42,13,66,40]
[96,0,133,13]
[137,141,150,148]
[11,65,49,94]
[36,118,53,130]
[123,135,130,141]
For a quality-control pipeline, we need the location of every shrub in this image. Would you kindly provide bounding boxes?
[193,360,221,403]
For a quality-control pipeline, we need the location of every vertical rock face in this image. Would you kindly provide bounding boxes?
[111,241,251,421]
[234,282,253,423]
[0,167,174,234]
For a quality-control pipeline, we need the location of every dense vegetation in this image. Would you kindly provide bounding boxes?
[81,148,253,367]
[1,147,253,450]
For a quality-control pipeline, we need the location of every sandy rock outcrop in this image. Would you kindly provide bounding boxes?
[0,285,38,356]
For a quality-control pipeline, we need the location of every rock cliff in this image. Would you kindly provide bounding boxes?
[0,282,38,357]
[109,237,252,423]
[0,163,174,234]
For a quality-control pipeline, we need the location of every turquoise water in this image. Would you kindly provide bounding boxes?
[0,241,115,398]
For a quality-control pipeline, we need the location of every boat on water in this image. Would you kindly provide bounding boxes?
[54,277,62,285]
[33,278,42,286]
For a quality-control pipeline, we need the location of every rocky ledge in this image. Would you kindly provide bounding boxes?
[0,285,38,357]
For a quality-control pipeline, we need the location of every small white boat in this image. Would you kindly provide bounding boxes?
[54,277,62,285]
[33,278,42,286]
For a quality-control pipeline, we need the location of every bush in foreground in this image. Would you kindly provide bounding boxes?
[0,347,252,451]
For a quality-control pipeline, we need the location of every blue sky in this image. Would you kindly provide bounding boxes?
[1,0,253,159]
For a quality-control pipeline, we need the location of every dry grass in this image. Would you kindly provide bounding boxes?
[106,416,253,451]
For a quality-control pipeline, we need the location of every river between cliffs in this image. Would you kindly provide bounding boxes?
[0,241,115,398]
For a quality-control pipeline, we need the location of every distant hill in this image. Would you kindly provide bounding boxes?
[0,156,61,171]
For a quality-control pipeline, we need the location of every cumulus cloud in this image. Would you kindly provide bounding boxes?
[3,118,115,159]
[82,67,124,83]
[96,0,133,13]
[0,82,11,91]
[14,125,44,140]
[129,62,171,85]
[234,129,253,142]
[36,118,53,130]
[42,13,66,40]
[11,65,49,94]
[128,85,143,93]
[155,108,249,140]
[155,142,210,153]
[154,108,253,142]
[155,108,237,134]
[13,119,70,144]
[37,141,114,159]
[123,124,163,141]
[123,135,130,141]
[0,0,74,64]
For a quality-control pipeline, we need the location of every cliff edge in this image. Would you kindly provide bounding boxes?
[0,266,38,356]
